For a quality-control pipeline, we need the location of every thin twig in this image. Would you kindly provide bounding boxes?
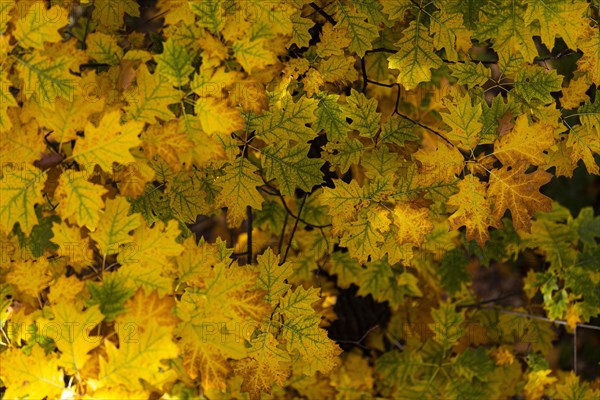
[309,2,336,25]
[258,184,332,229]
[246,206,253,265]
[277,212,289,255]
[80,0,95,50]
[280,193,307,265]
[456,291,522,310]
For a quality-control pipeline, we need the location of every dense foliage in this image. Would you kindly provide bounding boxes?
[0,0,600,398]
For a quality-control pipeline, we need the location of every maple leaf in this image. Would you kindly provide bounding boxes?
[14,1,67,49]
[72,111,144,172]
[90,196,141,256]
[195,96,244,136]
[313,94,351,141]
[0,65,17,132]
[54,171,107,231]
[524,369,556,400]
[38,302,104,375]
[334,2,378,57]
[216,158,264,227]
[475,0,537,60]
[523,0,588,51]
[15,54,76,106]
[93,0,140,29]
[441,92,483,150]
[388,21,443,90]
[0,165,46,235]
[250,91,318,144]
[493,114,556,167]
[0,110,45,165]
[235,332,291,399]
[447,175,500,247]
[391,203,433,246]
[97,318,178,390]
[260,143,324,197]
[156,37,195,87]
[488,165,553,233]
[0,345,65,399]
[342,89,381,138]
[566,125,600,175]
[125,64,181,123]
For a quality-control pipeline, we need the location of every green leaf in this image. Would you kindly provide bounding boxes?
[441,93,483,150]
[429,302,465,349]
[166,171,210,223]
[475,0,537,61]
[334,2,379,57]
[450,62,489,88]
[260,143,324,197]
[342,89,381,139]
[156,37,195,87]
[512,65,563,105]
[380,115,420,145]
[86,271,135,321]
[256,248,292,305]
[189,0,224,34]
[388,21,443,90]
[439,248,470,295]
[323,138,364,173]
[289,13,314,48]
[250,92,317,144]
[15,54,76,107]
[313,94,351,141]
[452,347,494,381]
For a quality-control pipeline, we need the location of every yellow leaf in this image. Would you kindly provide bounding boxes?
[93,0,140,29]
[47,275,85,305]
[494,115,556,166]
[235,332,291,399]
[232,37,277,73]
[90,196,141,256]
[447,174,500,247]
[565,303,581,330]
[14,1,67,49]
[561,74,590,109]
[50,221,95,272]
[441,93,483,150]
[217,158,264,227]
[577,25,600,85]
[116,288,179,332]
[493,347,515,366]
[392,203,433,246]
[6,258,52,299]
[54,171,107,231]
[0,164,46,235]
[72,110,144,172]
[125,63,181,123]
[566,124,600,175]
[117,219,184,271]
[0,345,65,399]
[195,96,244,136]
[0,109,44,165]
[524,369,556,400]
[488,165,553,233]
[38,302,104,375]
[97,319,178,390]
[143,121,193,172]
